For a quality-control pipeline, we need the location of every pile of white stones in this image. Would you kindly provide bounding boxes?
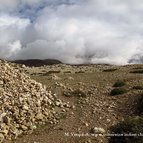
[0,60,68,141]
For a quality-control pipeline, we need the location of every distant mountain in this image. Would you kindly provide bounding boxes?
[11,59,62,67]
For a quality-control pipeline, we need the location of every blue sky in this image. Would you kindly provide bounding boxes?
[0,0,143,64]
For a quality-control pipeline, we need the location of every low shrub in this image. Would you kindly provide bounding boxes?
[130,70,143,74]
[113,81,126,87]
[132,86,143,90]
[110,88,128,96]
[133,67,143,70]
[75,71,85,74]
[109,116,143,143]
[72,89,86,97]
[103,68,117,72]
[42,71,60,76]
[64,71,71,73]
[137,95,143,114]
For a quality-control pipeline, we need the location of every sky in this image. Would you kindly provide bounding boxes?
[0,0,143,64]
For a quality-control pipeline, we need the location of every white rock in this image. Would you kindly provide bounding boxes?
[91,127,105,134]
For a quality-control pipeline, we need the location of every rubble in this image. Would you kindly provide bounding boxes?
[0,60,68,141]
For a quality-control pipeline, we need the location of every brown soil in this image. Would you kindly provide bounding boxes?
[6,64,143,143]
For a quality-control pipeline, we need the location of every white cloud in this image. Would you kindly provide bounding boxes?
[0,0,143,64]
[0,14,30,59]
[0,0,20,11]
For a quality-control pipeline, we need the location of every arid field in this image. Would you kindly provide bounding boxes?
[4,62,143,143]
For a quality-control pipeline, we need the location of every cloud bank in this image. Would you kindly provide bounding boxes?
[0,0,143,64]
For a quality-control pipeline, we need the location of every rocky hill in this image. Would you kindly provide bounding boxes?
[0,60,69,142]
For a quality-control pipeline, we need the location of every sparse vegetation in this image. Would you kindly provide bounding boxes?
[132,86,143,90]
[110,88,128,96]
[133,67,143,70]
[137,95,143,114]
[130,70,143,74]
[64,71,71,73]
[103,68,117,72]
[72,89,86,97]
[42,70,61,76]
[109,116,143,143]
[9,62,143,143]
[75,71,85,74]
[113,81,126,87]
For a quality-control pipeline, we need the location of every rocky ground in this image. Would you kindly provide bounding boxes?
[1,61,143,143]
[0,60,69,142]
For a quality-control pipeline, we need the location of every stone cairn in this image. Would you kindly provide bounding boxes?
[0,60,68,142]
